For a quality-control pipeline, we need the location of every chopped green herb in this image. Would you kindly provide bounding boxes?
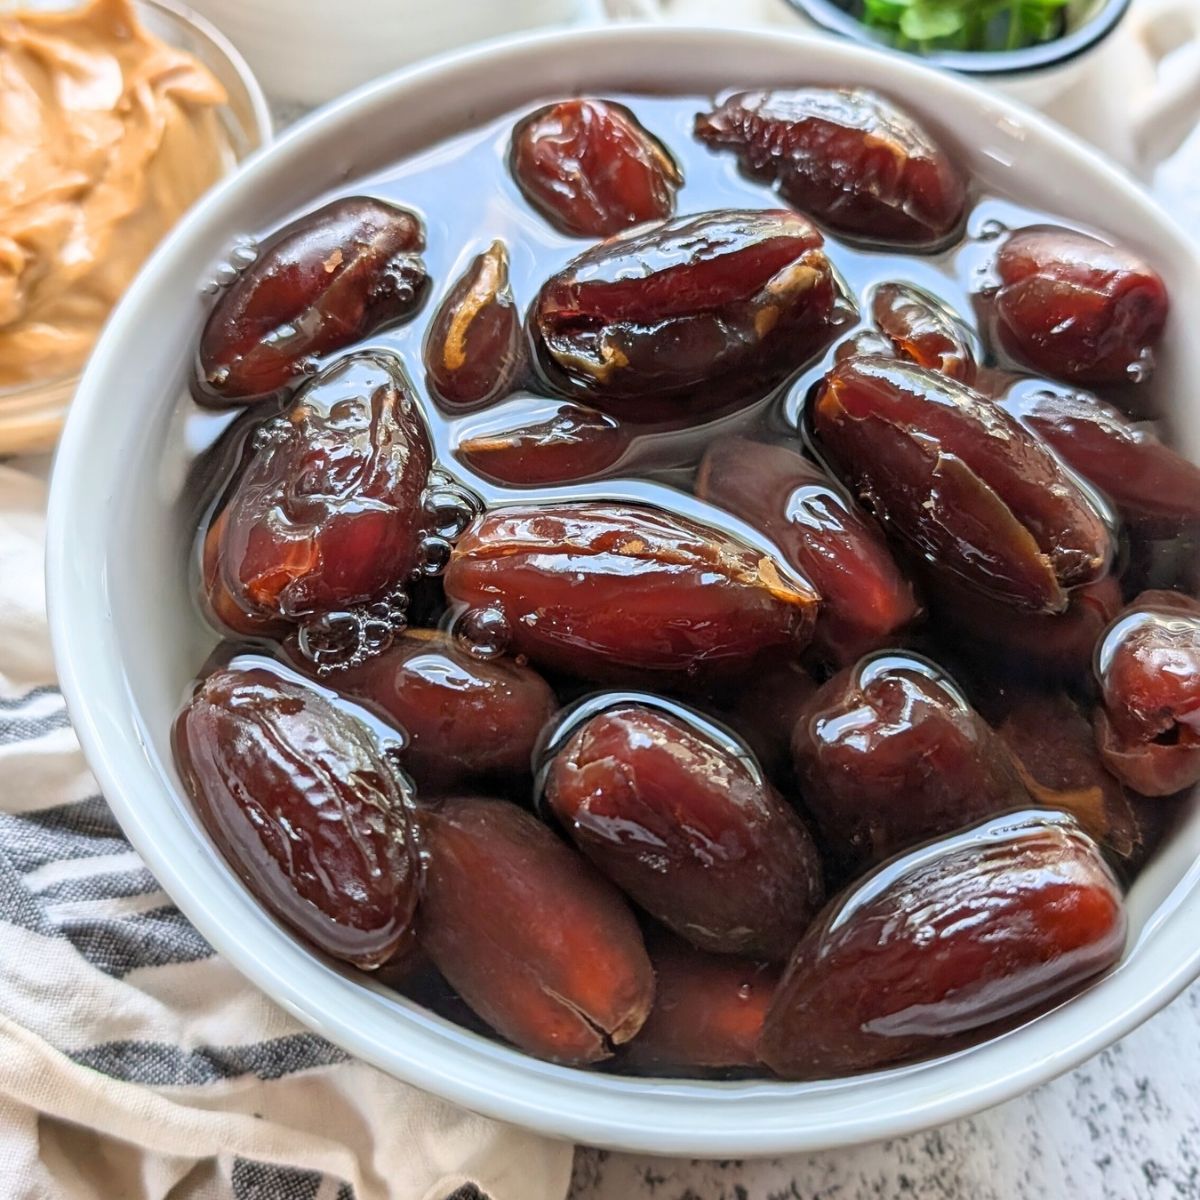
[855,0,1071,52]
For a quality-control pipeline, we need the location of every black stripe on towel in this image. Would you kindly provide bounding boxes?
[71,1032,350,1087]
[57,904,214,978]
[232,1159,322,1200]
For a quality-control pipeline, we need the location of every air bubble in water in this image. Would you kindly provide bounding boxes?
[1127,348,1154,384]
[453,606,511,660]
[422,483,482,540]
[200,279,221,296]
[417,534,453,576]
[229,237,259,269]
[976,218,1008,241]
[213,262,241,288]
[297,612,365,674]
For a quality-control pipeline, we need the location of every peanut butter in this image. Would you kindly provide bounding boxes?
[0,0,230,389]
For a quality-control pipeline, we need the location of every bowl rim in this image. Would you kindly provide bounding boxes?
[782,0,1131,76]
[46,21,1200,1156]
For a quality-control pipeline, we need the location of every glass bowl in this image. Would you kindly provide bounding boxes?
[0,0,272,456]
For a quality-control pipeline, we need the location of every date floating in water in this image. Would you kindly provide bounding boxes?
[694,89,967,245]
[812,357,1114,614]
[758,812,1127,1079]
[510,98,682,238]
[544,702,824,960]
[198,198,428,402]
[871,282,978,383]
[533,208,841,417]
[174,665,421,969]
[1094,591,1200,796]
[790,652,1029,867]
[203,354,433,637]
[994,227,1168,385]
[425,240,523,410]
[418,796,654,1065]
[697,436,919,665]
[444,502,819,682]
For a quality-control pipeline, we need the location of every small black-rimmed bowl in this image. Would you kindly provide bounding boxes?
[783,0,1131,105]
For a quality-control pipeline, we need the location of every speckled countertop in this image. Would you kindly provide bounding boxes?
[568,978,1200,1198]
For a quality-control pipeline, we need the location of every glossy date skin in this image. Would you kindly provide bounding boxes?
[510,98,681,238]
[696,436,920,665]
[286,629,558,792]
[812,357,1114,613]
[203,354,432,635]
[759,812,1127,1079]
[544,703,824,960]
[791,652,1030,867]
[454,399,628,486]
[173,665,420,969]
[621,934,780,1075]
[1094,592,1200,796]
[198,198,428,403]
[443,502,818,682]
[998,381,1200,534]
[424,240,522,409]
[533,209,840,416]
[694,89,967,245]
[871,282,978,383]
[994,228,1168,385]
[417,796,654,1064]
[992,688,1139,860]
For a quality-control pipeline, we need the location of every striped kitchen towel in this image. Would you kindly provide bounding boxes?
[0,462,573,1200]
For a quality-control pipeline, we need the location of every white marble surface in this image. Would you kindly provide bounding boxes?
[569,979,1200,1199]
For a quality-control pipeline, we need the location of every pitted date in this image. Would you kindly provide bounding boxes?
[994,228,1168,384]
[533,209,841,416]
[999,382,1200,533]
[173,665,420,968]
[203,354,432,634]
[198,198,428,402]
[696,436,919,665]
[993,688,1139,860]
[511,98,682,237]
[444,502,819,681]
[424,240,522,409]
[287,629,557,792]
[812,357,1114,613]
[1094,591,1200,796]
[871,282,978,383]
[694,89,967,245]
[455,399,628,486]
[417,796,654,1064]
[544,703,824,960]
[758,812,1127,1078]
[622,934,779,1074]
[790,652,1029,866]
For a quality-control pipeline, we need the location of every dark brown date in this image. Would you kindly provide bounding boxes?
[533,209,840,416]
[694,89,966,245]
[696,436,920,665]
[758,812,1126,1078]
[510,98,682,238]
[173,665,420,968]
[622,934,779,1074]
[999,381,1200,534]
[723,659,818,780]
[1094,591,1200,796]
[455,399,628,486]
[444,502,819,682]
[198,198,428,402]
[285,629,557,791]
[203,354,432,634]
[871,282,978,383]
[417,796,654,1064]
[544,703,824,959]
[791,652,1029,867]
[928,572,1121,680]
[812,357,1114,613]
[993,688,1139,860]
[424,240,522,409]
[994,228,1168,384]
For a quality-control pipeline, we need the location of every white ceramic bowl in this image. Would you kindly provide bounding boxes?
[47,24,1200,1156]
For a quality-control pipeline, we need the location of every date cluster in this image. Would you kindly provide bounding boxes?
[177,88,1200,1080]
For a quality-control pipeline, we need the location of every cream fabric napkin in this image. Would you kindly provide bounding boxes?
[0,463,573,1200]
